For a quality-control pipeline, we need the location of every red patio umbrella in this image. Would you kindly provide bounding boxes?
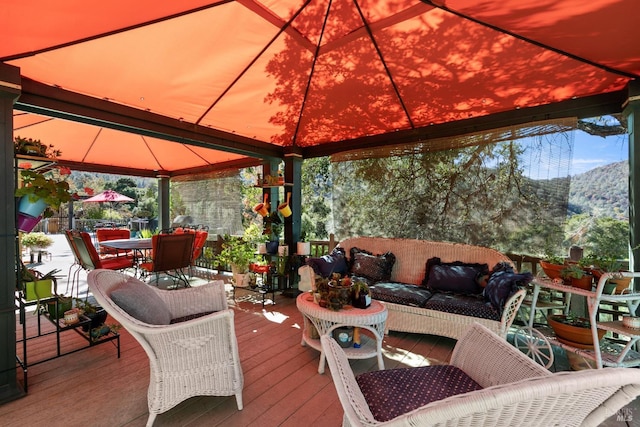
[83,190,135,220]
[83,190,134,203]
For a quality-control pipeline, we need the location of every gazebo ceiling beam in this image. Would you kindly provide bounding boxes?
[55,157,262,179]
[16,78,284,162]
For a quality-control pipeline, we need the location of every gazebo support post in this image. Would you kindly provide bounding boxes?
[157,175,170,231]
[284,153,303,253]
[0,63,24,403]
[626,81,640,302]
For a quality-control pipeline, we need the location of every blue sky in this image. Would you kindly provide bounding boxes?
[571,130,628,176]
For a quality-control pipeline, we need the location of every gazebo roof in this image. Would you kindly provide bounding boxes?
[3,0,638,176]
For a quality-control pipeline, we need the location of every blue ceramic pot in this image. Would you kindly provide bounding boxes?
[266,241,279,254]
[18,196,48,218]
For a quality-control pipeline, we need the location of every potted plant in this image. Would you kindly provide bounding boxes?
[214,234,256,287]
[560,265,593,290]
[21,231,54,263]
[263,211,283,254]
[74,298,108,332]
[584,255,631,294]
[46,294,74,321]
[18,263,61,314]
[350,277,371,309]
[297,230,310,255]
[15,169,72,223]
[14,136,61,158]
[539,253,566,280]
[547,313,605,348]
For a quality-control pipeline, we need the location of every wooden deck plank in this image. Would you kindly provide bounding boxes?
[5,284,639,427]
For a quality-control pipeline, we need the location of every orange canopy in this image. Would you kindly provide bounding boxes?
[3,0,638,175]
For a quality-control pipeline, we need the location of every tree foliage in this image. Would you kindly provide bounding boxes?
[330,141,569,255]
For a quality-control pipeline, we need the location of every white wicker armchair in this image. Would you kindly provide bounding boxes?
[322,322,640,427]
[87,269,243,427]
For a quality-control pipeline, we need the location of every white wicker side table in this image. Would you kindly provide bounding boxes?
[296,292,388,374]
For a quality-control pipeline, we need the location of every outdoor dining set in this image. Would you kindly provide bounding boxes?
[65,226,209,291]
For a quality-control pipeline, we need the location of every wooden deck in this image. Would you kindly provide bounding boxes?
[5,284,457,427]
[5,281,639,426]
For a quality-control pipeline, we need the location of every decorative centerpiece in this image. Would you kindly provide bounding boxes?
[317,273,352,310]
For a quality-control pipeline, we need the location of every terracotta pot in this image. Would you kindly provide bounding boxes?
[610,276,632,294]
[548,315,605,346]
[540,261,565,280]
[569,274,593,290]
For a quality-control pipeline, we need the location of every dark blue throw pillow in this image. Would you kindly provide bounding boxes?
[484,268,532,314]
[422,257,489,295]
[306,247,348,278]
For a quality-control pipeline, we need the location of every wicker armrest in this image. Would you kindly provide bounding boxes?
[498,288,527,336]
[450,323,550,388]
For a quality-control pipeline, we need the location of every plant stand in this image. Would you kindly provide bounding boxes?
[15,294,120,392]
[528,274,640,368]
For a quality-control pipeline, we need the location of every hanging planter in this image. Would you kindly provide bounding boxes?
[17,212,43,233]
[18,196,48,218]
[15,169,72,220]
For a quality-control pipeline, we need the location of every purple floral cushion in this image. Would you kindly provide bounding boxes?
[422,293,500,321]
[349,248,396,283]
[370,282,433,307]
[357,365,483,422]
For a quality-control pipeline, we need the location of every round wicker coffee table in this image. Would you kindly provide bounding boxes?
[296,292,388,374]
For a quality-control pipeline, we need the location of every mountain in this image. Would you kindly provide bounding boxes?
[568,161,628,220]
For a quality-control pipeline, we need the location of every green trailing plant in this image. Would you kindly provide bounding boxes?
[15,170,72,218]
[14,136,61,158]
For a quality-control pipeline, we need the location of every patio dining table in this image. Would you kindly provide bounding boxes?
[99,238,152,275]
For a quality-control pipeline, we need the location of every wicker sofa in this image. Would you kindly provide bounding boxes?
[332,237,526,340]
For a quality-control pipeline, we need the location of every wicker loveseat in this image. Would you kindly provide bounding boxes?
[333,237,527,340]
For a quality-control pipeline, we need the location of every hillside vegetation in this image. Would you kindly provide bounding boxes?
[568,161,628,220]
